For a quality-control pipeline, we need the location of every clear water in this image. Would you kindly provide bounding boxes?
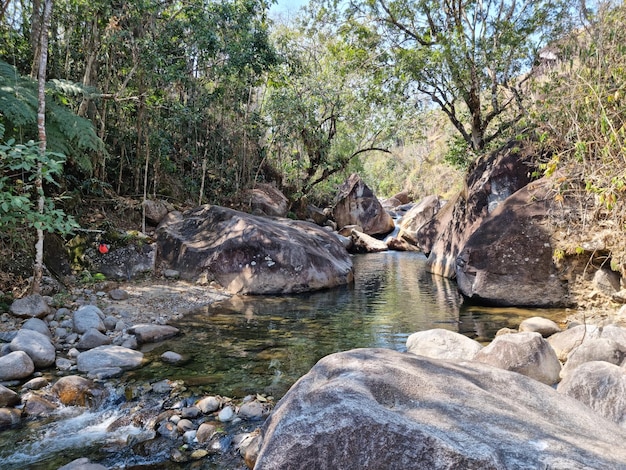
[128,252,568,398]
[0,251,569,468]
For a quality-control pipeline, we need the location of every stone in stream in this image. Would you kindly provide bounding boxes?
[76,328,112,350]
[73,305,106,334]
[252,348,626,469]
[128,324,179,344]
[156,205,353,294]
[76,345,144,372]
[51,375,98,407]
[406,328,482,361]
[10,329,56,368]
[9,294,50,319]
[0,408,21,429]
[57,457,108,470]
[0,384,19,407]
[473,331,561,385]
[21,317,52,338]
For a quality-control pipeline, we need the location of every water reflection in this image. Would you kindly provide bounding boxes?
[128,252,569,399]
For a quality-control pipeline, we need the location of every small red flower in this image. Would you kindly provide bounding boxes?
[98,243,110,254]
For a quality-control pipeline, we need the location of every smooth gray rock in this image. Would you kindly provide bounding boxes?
[254,348,626,469]
[558,361,626,427]
[601,324,626,348]
[73,305,105,334]
[57,457,108,470]
[21,318,52,338]
[406,328,482,361]
[0,408,21,429]
[10,329,56,368]
[76,345,143,372]
[127,324,179,344]
[473,332,561,385]
[560,338,626,380]
[9,294,50,319]
[0,384,19,407]
[76,328,111,350]
[156,205,354,294]
[161,351,184,364]
[349,229,388,254]
[547,324,601,362]
[239,401,265,420]
[518,317,561,337]
[197,396,220,414]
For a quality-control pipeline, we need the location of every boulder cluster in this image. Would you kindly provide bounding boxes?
[250,317,626,469]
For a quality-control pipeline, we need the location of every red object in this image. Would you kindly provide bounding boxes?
[98,243,109,254]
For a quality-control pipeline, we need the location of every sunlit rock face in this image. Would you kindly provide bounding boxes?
[332,173,395,237]
[252,348,626,470]
[156,205,353,295]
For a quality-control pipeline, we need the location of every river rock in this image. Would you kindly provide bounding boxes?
[420,141,533,277]
[547,324,601,361]
[108,288,129,301]
[332,173,395,236]
[196,423,217,443]
[161,351,184,364]
[76,345,144,372]
[518,317,561,337]
[218,405,235,422]
[406,328,482,361]
[21,317,52,338]
[349,229,388,253]
[57,457,108,470]
[473,332,561,385]
[22,392,57,417]
[239,401,266,420]
[73,305,105,334]
[560,338,626,380]
[0,408,21,429]
[197,396,221,413]
[245,183,289,217]
[397,195,444,247]
[51,375,96,407]
[0,351,35,380]
[10,329,56,368]
[128,324,179,344]
[0,384,19,407]
[156,205,354,294]
[557,361,626,427]
[455,177,569,307]
[76,328,112,350]
[9,294,50,319]
[253,348,626,469]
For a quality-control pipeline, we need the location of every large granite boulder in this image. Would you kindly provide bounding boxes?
[547,324,601,361]
[252,348,626,469]
[406,328,482,361]
[76,345,144,372]
[332,174,395,236]
[560,337,626,380]
[156,205,353,294]
[244,183,289,218]
[455,178,570,307]
[397,195,444,247]
[419,141,533,277]
[0,351,35,380]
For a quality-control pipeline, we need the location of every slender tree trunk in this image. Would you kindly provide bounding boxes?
[32,0,53,294]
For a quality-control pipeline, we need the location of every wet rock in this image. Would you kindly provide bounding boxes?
[560,338,626,380]
[218,405,235,422]
[76,345,144,372]
[10,329,55,368]
[349,230,388,253]
[181,406,200,419]
[239,401,265,420]
[156,205,353,294]
[108,288,129,301]
[0,384,19,407]
[558,361,626,427]
[161,351,184,364]
[22,392,57,417]
[157,420,180,439]
[73,305,105,334]
[406,329,483,361]
[76,328,112,350]
[9,294,50,319]
[518,317,561,337]
[254,348,626,469]
[177,418,194,432]
[474,332,561,385]
[0,407,21,429]
[151,379,173,394]
[51,375,96,407]
[55,357,73,371]
[21,377,49,391]
[21,317,52,338]
[197,396,221,413]
[547,324,601,361]
[57,457,108,470]
[196,423,217,443]
[332,174,395,236]
[128,324,179,344]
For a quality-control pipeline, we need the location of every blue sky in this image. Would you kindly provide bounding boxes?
[269,0,309,16]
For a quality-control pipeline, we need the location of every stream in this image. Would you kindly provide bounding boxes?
[0,251,568,469]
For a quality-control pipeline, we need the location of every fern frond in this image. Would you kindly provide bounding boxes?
[49,79,99,99]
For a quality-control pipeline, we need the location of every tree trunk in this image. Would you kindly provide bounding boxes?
[32,0,53,294]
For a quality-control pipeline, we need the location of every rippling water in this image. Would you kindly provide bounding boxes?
[1,251,568,468]
[128,252,568,398]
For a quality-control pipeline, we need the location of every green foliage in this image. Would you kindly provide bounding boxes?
[444,136,475,170]
[0,126,79,237]
[0,60,105,174]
